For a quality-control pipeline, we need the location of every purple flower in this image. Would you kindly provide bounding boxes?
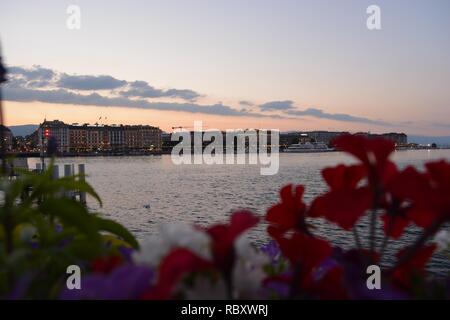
[260,241,281,262]
[312,252,340,282]
[263,279,290,298]
[118,246,135,262]
[55,224,63,233]
[59,264,154,300]
[260,269,293,299]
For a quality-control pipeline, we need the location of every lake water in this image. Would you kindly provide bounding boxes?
[28,150,450,276]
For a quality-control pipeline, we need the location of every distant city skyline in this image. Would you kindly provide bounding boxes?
[1,0,450,135]
[8,122,450,146]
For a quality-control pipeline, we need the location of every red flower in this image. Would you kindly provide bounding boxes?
[391,244,436,290]
[206,210,259,274]
[380,211,410,239]
[378,166,424,238]
[422,161,450,223]
[307,266,348,300]
[141,248,213,300]
[266,184,309,236]
[311,136,401,232]
[322,164,367,190]
[333,134,395,182]
[275,232,332,280]
[388,161,450,229]
[309,164,372,230]
[279,233,331,268]
[90,255,123,274]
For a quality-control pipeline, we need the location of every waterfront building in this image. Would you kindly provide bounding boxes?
[280,132,302,147]
[38,120,71,153]
[280,131,349,147]
[108,125,125,152]
[141,125,162,150]
[32,120,162,154]
[355,132,408,146]
[303,131,350,145]
[123,125,142,150]
[69,125,87,153]
[85,126,103,151]
[382,132,408,145]
[168,129,276,153]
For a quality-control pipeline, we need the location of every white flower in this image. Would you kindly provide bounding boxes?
[235,235,270,266]
[232,235,269,298]
[133,224,269,299]
[19,225,38,243]
[132,235,167,266]
[177,234,269,299]
[132,223,211,266]
[434,230,450,251]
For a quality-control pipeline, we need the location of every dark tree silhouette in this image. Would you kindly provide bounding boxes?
[0,49,7,173]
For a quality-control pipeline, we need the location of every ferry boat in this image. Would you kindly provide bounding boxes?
[284,142,335,153]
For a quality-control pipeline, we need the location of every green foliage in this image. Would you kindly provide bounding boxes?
[0,160,138,299]
[93,216,139,249]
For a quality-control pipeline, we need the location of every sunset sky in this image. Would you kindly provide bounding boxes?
[1,0,449,135]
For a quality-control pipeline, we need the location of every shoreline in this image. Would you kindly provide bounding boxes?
[8,147,449,158]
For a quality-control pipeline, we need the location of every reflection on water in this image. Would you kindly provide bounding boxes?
[28,149,450,276]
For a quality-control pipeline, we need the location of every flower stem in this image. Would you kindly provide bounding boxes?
[353,227,363,250]
[379,229,390,262]
[387,217,445,275]
[379,215,395,264]
[288,264,302,300]
[223,270,233,300]
[369,185,382,259]
[370,208,377,254]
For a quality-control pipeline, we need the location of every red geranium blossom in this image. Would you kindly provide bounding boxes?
[266,184,310,236]
[307,266,348,300]
[333,134,395,183]
[141,248,213,300]
[91,255,123,274]
[206,210,259,274]
[310,135,400,231]
[380,209,411,239]
[309,164,372,230]
[388,161,450,229]
[277,232,331,269]
[419,161,450,224]
[274,232,332,287]
[391,244,436,290]
[379,163,434,239]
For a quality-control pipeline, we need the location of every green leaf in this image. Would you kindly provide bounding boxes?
[54,176,102,206]
[39,198,100,244]
[93,216,139,249]
[65,235,102,259]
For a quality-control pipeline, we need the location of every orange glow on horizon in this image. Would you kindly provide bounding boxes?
[3,101,444,136]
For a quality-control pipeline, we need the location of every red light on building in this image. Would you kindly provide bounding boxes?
[44,128,50,138]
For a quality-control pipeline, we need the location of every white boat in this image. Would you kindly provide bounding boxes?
[284,141,335,153]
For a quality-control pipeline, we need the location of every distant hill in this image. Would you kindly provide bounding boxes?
[408,135,450,146]
[9,124,39,137]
